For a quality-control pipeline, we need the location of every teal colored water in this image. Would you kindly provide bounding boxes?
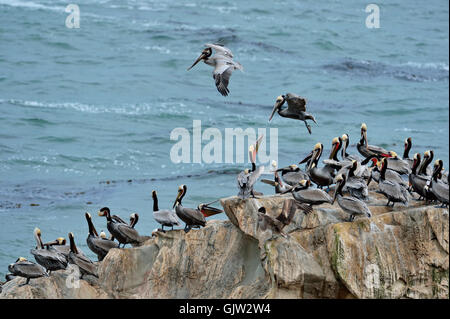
[0,0,448,277]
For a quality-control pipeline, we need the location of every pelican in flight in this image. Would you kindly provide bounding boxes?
[187,43,243,96]
[268,93,317,134]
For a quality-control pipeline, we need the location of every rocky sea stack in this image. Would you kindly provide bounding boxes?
[1,188,448,299]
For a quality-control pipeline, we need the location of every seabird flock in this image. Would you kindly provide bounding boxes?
[3,44,448,287]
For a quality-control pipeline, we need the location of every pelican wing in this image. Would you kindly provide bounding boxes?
[92,237,119,252]
[248,166,264,187]
[12,261,47,278]
[213,64,233,96]
[154,209,182,226]
[285,93,307,113]
[116,223,140,241]
[111,214,127,224]
[339,196,371,216]
[205,43,233,58]
[31,248,67,264]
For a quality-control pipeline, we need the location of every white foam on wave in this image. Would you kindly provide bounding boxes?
[401,61,449,72]
[0,0,64,12]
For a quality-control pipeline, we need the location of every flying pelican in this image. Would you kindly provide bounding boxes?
[333,174,372,222]
[8,257,48,286]
[67,232,98,279]
[152,190,182,232]
[98,207,146,247]
[187,43,243,96]
[173,185,206,233]
[85,212,118,261]
[377,158,409,207]
[426,160,449,207]
[357,123,391,158]
[268,93,317,134]
[30,228,67,274]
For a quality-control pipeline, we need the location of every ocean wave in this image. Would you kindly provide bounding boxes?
[0,0,64,12]
[323,57,449,82]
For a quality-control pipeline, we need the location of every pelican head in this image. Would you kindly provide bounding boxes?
[258,207,266,214]
[269,95,286,122]
[244,168,250,174]
[271,160,277,170]
[56,237,66,245]
[289,164,298,170]
[342,133,349,141]
[332,174,346,204]
[16,257,27,263]
[100,231,107,239]
[424,150,431,158]
[361,123,367,132]
[187,47,212,70]
[173,185,186,208]
[98,207,110,217]
[389,151,398,158]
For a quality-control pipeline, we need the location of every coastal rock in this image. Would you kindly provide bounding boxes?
[1,190,448,299]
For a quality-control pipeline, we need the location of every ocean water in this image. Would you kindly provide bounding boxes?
[0,0,448,277]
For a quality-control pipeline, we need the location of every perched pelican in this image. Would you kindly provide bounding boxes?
[303,143,335,189]
[187,43,243,96]
[98,207,145,247]
[67,232,98,279]
[173,185,206,233]
[261,161,294,194]
[322,137,344,170]
[357,123,391,158]
[385,151,411,175]
[237,155,264,199]
[275,164,309,186]
[341,133,361,162]
[8,257,48,286]
[339,160,369,200]
[427,160,449,207]
[85,212,118,261]
[418,150,434,176]
[333,174,372,222]
[409,153,430,199]
[268,93,317,134]
[368,159,408,188]
[291,179,332,210]
[30,228,67,274]
[402,137,414,168]
[152,190,182,232]
[378,158,409,207]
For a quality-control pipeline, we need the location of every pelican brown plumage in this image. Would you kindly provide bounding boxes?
[357,123,391,158]
[173,185,206,233]
[333,174,372,222]
[8,257,48,286]
[152,190,182,232]
[85,212,118,261]
[303,143,335,189]
[68,232,98,279]
[187,43,243,96]
[377,158,409,207]
[30,228,67,274]
[291,179,332,211]
[268,93,317,134]
[426,160,449,207]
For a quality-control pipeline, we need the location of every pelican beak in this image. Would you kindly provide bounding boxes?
[268,104,279,123]
[173,190,182,209]
[187,53,206,71]
[269,96,284,122]
[299,151,313,164]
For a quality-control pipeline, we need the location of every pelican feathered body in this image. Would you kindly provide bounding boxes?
[98,207,144,247]
[237,165,264,199]
[8,257,48,286]
[333,175,372,221]
[152,190,182,232]
[291,180,332,207]
[260,161,294,194]
[30,228,67,273]
[187,44,243,96]
[340,161,369,200]
[357,123,391,158]
[67,232,98,278]
[85,212,118,261]
[268,93,317,134]
[304,143,335,188]
[378,158,409,206]
[385,151,411,175]
[427,160,449,207]
[276,164,309,186]
[174,185,206,233]
[409,153,431,199]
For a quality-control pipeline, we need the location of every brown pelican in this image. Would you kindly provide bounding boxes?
[291,179,332,210]
[322,137,344,169]
[341,133,362,162]
[275,164,310,186]
[409,153,430,199]
[261,161,294,194]
[152,190,182,232]
[368,158,408,188]
[303,143,335,189]
[357,123,391,158]
[187,43,243,96]
[98,207,145,247]
[333,174,372,221]
[85,212,118,261]
[173,185,206,233]
[30,228,67,274]
[237,160,264,199]
[378,158,409,207]
[426,160,449,207]
[385,151,411,175]
[268,93,317,134]
[339,160,369,200]
[418,150,434,176]
[67,232,98,279]
[402,137,414,168]
[8,257,48,286]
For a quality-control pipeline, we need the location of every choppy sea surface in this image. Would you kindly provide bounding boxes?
[0,0,448,277]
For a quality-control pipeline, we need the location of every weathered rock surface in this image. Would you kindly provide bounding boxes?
[1,189,448,299]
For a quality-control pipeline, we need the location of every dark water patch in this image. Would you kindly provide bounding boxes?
[36,136,78,143]
[20,117,55,127]
[323,58,449,82]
